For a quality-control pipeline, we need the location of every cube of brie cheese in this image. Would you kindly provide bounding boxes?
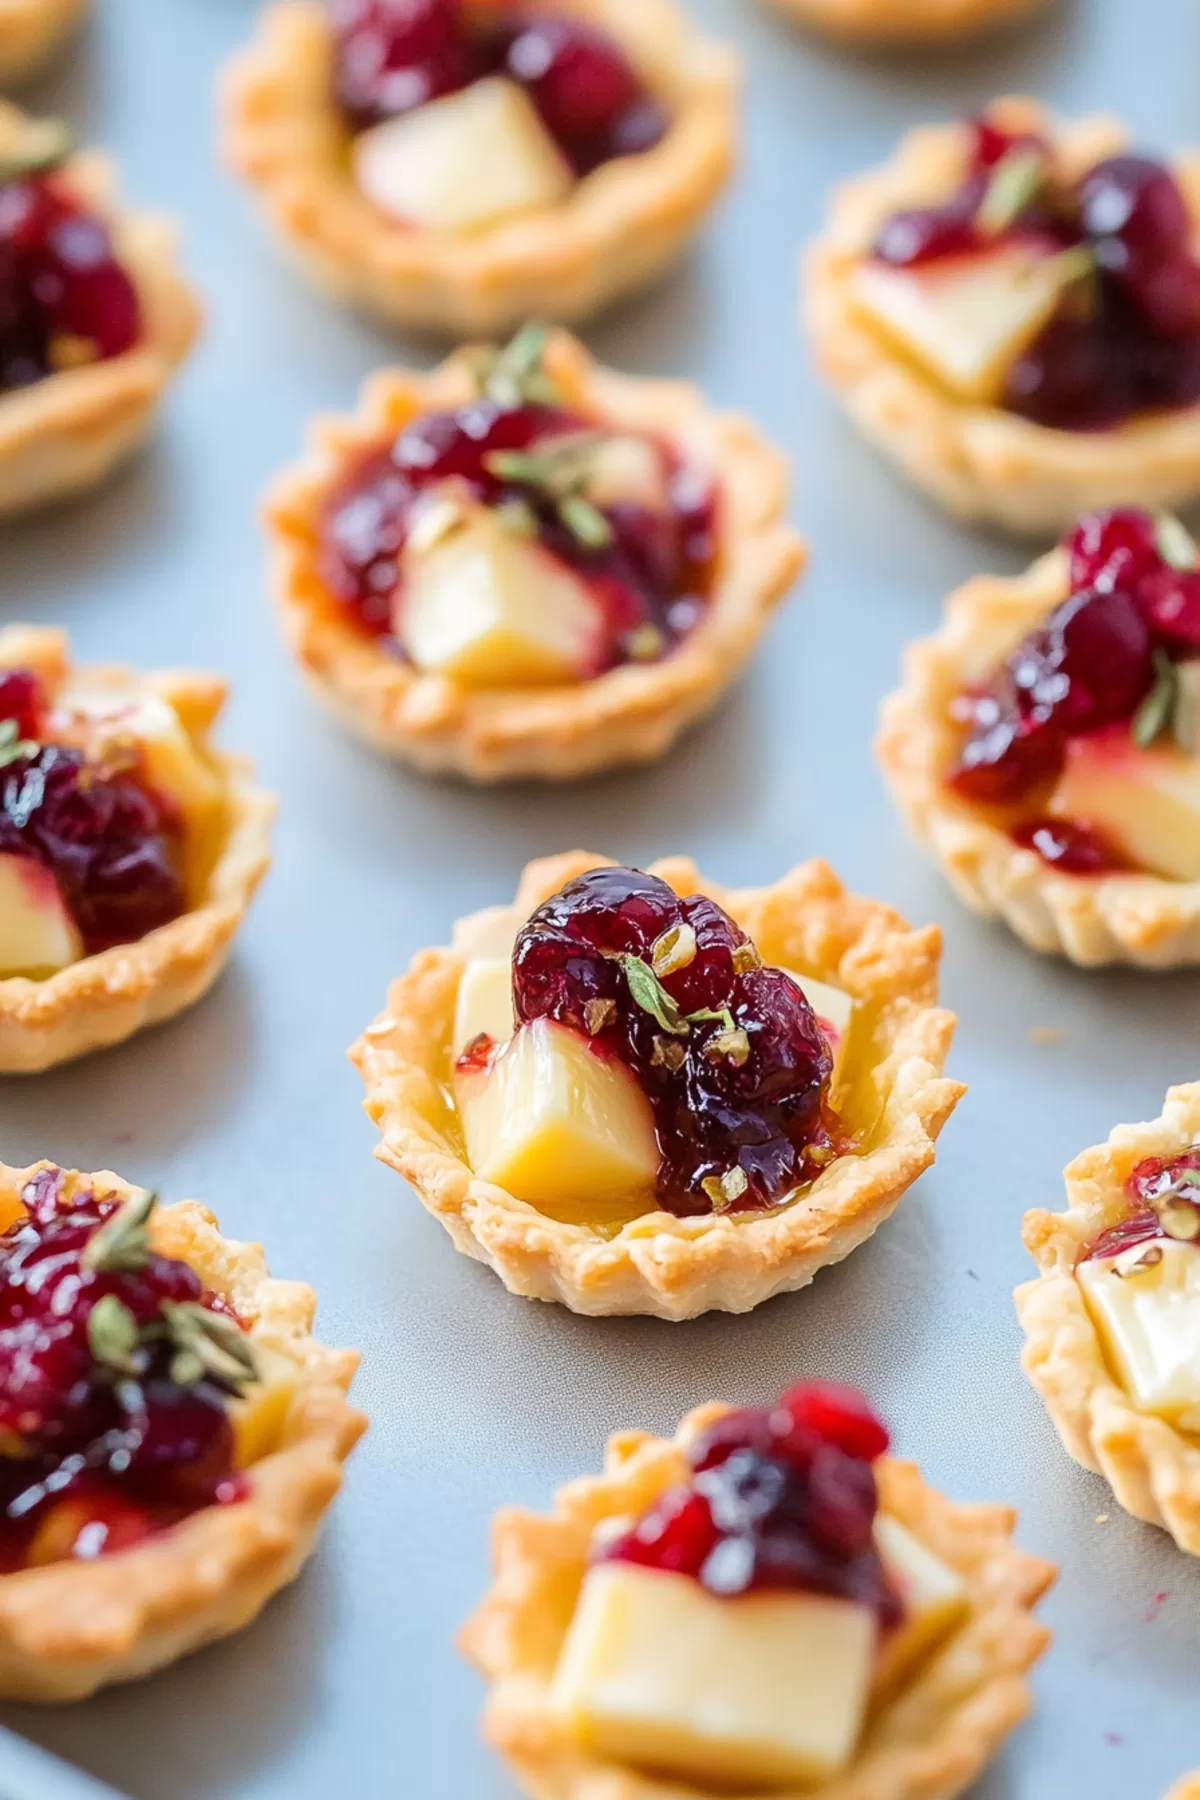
[228,1344,301,1469]
[455,1017,659,1220]
[1078,1238,1200,1429]
[453,956,516,1057]
[352,76,574,235]
[873,1514,968,1696]
[1048,705,1200,884]
[780,967,854,1080]
[551,1562,877,1789]
[398,504,603,689]
[0,851,81,978]
[848,243,1079,405]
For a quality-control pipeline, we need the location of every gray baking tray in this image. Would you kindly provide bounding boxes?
[0,0,1197,1796]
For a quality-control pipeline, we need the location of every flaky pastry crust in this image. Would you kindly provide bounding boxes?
[0,104,201,516]
[1166,1780,1200,1800]
[350,849,963,1320]
[220,0,737,337]
[460,1402,1054,1800]
[767,0,1043,45]
[877,547,1200,967]
[0,0,84,83]
[806,97,1200,536]
[0,624,275,1072]
[0,1158,365,1700]
[1017,1082,1200,1553]
[267,330,805,782]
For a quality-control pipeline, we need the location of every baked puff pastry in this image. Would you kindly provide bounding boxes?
[0,624,274,1072]
[878,508,1200,968]
[0,105,201,515]
[0,1159,365,1699]
[766,0,1044,46]
[351,849,962,1321]
[0,0,84,84]
[807,97,1200,535]
[1018,1083,1200,1555]
[220,0,737,337]
[461,1387,1054,1799]
[267,326,804,782]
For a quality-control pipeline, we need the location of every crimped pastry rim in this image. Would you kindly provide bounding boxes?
[0,0,85,82]
[1016,1081,1200,1554]
[0,625,275,1073]
[876,545,1200,968]
[219,0,738,336]
[459,1402,1055,1800]
[350,849,964,1320]
[266,330,806,782]
[805,96,1200,536]
[0,1158,366,1701]
[0,104,202,516]
[768,0,1043,44]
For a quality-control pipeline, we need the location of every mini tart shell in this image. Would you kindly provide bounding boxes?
[350,849,963,1321]
[877,548,1200,968]
[806,96,1200,536]
[460,1402,1055,1800]
[0,104,202,516]
[219,0,737,338]
[0,1159,366,1700]
[0,0,85,83]
[1017,1081,1200,1554]
[1166,1780,1200,1800]
[767,0,1043,45]
[0,625,275,1073]
[266,330,806,783]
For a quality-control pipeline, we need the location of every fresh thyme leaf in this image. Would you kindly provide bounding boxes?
[976,146,1047,238]
[731,942,762,974]
[0,719,38,769]
[1155,512,1200,571]
[471,322,562,408]
[583,997,617,1035]
[650,1035,687,1072]
[614,953,688,1035]
[484,449,553,487]
[651,923,697,979]
[87,1293,141,1377]
[700,1166,749,1212]
[81,1188,157,1275]
[688,1006,736,1031]
[704,1026,751,1067]
[162,1301,259,1392]
[558,494,613,550]
[0,118,72,185]
[1173,664,1199,754]
[1132,651,1179,750]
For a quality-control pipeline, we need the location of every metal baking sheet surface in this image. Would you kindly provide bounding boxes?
[0,0,1198,1796]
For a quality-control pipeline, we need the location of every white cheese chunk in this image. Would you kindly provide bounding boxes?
[453,956,515,1057]
[779,966,854,1079]
[1079,1237,1200,1429]
[0,852,81,978]
[873,1513,968,1695]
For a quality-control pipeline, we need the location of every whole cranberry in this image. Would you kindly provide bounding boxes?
[1012,817,1127,875]
[1004,312,1138,432]
[0,667,44,739]
[126,1380,236,1505]
[948,691,1065,805]
[1079,156,1191,261]
[688,1407,775,1473]
[872,202,977,269]
[1138,566,1200,654]
[805,1444,878,1556]
[605,1486,717,1577]
[506,18,651,169]
[1067,508,1160,596]
[331,0,474,124]
[1008,585,1153,733]
[776,1381,890,1463]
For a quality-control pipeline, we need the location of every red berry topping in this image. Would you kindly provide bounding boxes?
[330,0,476,126]
[511,866,836,1214]
[1010,817,1130,876]
[1068,507,1161,595]
[0,1170,247,1572]
[505,18,664,174]
[0,171,140,393]
[605,1383,900,1622]
[319,398,716,670]
[1083,1149,1200,1262]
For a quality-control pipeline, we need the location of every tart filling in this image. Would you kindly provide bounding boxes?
[352,850,961,1318]
[462,1388,1053,1800]
[320,325,716,681]
[1018,1083,1200,1551]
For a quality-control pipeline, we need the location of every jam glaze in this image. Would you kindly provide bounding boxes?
[0,1170,253,1573]
[505,865,844,1217]
[0,668,185,954]
[1083,1148,1200,1264]
[946,507,1200,875]
[604,1382,903,1625]
[319,328,718,674]
[873,116,1200,434]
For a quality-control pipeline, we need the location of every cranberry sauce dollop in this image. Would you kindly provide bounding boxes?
[319,397,717,669]
[509,865,838,1216]
[947,507,1200,874]
[1083,1147,1200,1263]
[605,1382,902,1623]
[0,162,140,393]
[0,669,185,953]
[0,1169,247,1572]
[873,117,1200,432]
[330,0,667,175]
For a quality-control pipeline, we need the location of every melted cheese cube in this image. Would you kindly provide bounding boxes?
[1048,696,1200,883]
[229,1345,301,1469]
[353,76,573,235]
[849,244,1080,405]
[456,1017,658,1219]
[873,1514,968,1696]
[0,852,81,978]
[551,1563,876,1789]
[453,956,515,1056]
[780,967,854,1079]
[398,506,602,688]
[1079,1238,1200,1427]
